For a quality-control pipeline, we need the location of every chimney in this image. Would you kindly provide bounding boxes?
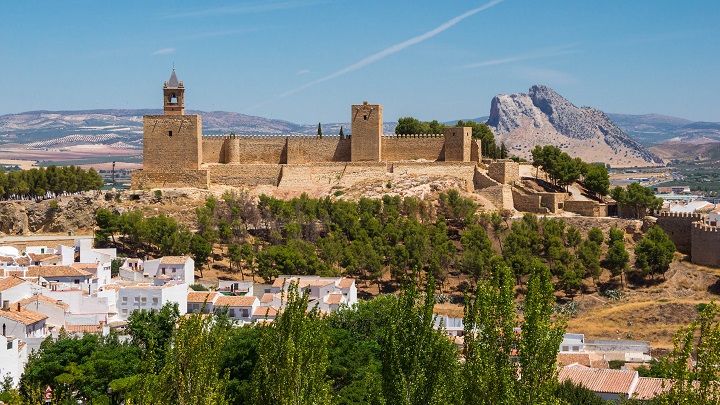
[2,300,8,311]
[16,302,20,312]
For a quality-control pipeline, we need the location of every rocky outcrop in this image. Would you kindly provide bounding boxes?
[487,85,663,167]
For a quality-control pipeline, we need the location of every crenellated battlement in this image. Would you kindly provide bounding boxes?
[692,221,719,232]
[658,211,705,220]
[201,133,345,140]
[387,133,444,139]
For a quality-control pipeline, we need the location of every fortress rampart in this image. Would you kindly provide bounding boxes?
[691,222,720,267]
[655,211,704,254]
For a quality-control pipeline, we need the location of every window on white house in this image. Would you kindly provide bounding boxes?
[141,297,147,303]
[134,297,140,302]
[152,297,159,304]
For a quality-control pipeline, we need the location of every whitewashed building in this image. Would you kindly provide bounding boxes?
[116,281,188,320]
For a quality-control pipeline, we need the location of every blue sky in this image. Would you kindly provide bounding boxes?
[2,1,719,124]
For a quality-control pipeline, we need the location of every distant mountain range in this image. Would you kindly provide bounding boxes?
[1,101,718,159]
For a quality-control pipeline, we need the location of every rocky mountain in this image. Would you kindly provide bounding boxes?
[486,85,664,167]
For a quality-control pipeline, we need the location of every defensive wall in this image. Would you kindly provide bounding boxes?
[564,200,608,217]
[132,169,209,189]
[487,160,520,184]
[655,212,704,255]
[691,222,720,267]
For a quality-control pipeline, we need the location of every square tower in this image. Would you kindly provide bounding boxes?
[351,102,383,162]
[444,127,472,162]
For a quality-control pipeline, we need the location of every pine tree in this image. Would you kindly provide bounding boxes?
[339,126,344,139]
[317,122,323,138]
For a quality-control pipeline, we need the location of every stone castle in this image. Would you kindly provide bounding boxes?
[131,70,485,191]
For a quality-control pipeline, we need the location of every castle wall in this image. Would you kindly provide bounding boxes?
[487,160,520,184]
[481,184,514,211]
[473,170,501,189]
[471,139,481,163]
[691,222,720,267]
[143,115,202,170]
[286,137,351,164]
[444,127,472,162]
[564,200,608,217]
[512,189,549,214]
[278,163,348,188]
[202,138,226,163]
[131,169,209,189]
[539,192,566,213]
[338,163,388,187]
[351,103,382,162]
[381,137,445,161]
[655,212,704,254]
[208,164,281,187]
[392,162,476,191]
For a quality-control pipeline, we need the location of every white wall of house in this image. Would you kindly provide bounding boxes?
[21,301,65,328]
[142,259,161,278]
[117,283,188,320]
[58,245,75,266]
[43,290,110,325]
[76,239,116,264]
[0,335,27,387]
[0,315,46,339]
[26,246,54,255]
[0,283,34,306]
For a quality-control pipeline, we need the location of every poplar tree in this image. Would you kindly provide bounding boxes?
[250,283,331,405]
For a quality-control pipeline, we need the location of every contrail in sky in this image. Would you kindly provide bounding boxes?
[277,0,505,99]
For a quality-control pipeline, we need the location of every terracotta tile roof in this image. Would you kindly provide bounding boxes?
[253,306,278,317]
[18,341,26,351]
[326,294,343,305]
[18,294,69,310]
[0,307,48,325]
[0,256,14,263]
[14,257,30,266]
[26,265,92,278]
[633,377,672,400]
[187,291,218,303]
[214,295,257,307]
[260,293,276,303]
[0,276,28,292]
[557,353,593,367]
[160,256,188,265]
[272,278,288,288]
[28,253,61,263]
[126,258,141,263]
[299,279,336,288]
[559,366,637,395]
[338,278,354,288]
[72,263,99,270]
[63,324,104,334]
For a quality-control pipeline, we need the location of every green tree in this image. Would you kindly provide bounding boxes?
[583,164,610,200]
[457,120,499,158]
[516,261,566,404]
[634,225,676,279]
[577,239,602,284]
[190,234,212,278]
[462,263,518,404]
[339,126,345,139]
[381,275,459,405]
[605,239,630,287]
[127,303,180,373]
[250,283,332,404]
[610,182,663,218]
[318,122,322,138]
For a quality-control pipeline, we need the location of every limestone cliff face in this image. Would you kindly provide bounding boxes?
[487,85,663,167]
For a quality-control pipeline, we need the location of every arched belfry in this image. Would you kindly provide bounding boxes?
[163,69,185,115]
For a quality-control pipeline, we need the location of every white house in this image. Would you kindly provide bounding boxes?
[0,334,28,387]
[116,281,188,320]
[42,289,110,326]
[0,277,35,306]
[76,239,116,265]
[72,262,111,288]
[270,276,357,313]
[143,256,195,284]
[18,295,68,329]
[0,302,48,339]
[26,253,62,267]
[119,258,145,282]
[25,266,94,292]
[213,295,258,324]
[187,291,219,314]
[217,281,254,296]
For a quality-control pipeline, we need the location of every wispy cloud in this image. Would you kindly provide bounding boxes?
[168,0,326,19]
[152,48,176,56]
[460,44,578,69]
[276,0,504,99]
[296,69,311,75]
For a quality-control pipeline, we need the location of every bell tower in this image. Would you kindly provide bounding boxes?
[163,69,185,115]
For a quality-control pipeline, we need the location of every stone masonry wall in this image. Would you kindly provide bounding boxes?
[144,115,202,170]
[208,164,281,187]
[286,137,351,164]
[512,189,549,214]
[382,137,445,162]
[131,169,209,189]
[655,212,704,254]
[202,138,225,163]
[470,139,481,163]
[474,170,500,189]
[487,161,520,184]
[351,103,382,162]
[444,127,471,162]
[481,184,514,211]
[564,200,608,217]
[691,222,720,267]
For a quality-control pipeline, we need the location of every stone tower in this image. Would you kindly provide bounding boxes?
[444,127,472,162]
[163,69,185,115]
[142,69,202,171]
[351,101,382,162]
